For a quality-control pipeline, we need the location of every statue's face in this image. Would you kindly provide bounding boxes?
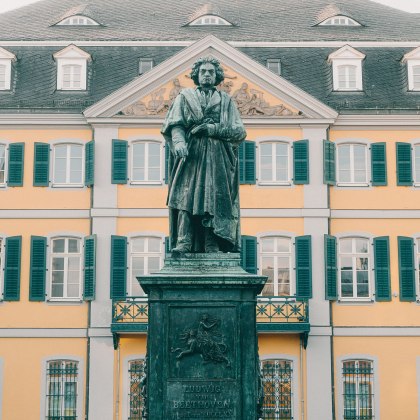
[198,63,217,88]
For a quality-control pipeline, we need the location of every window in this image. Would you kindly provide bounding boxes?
[339,238,371,300]
[414,145,420,184]
[57,15,99,25]
[337,144,368,185]
[0,65,7,89]
[128,359,145,420]
[53,144,84,186]
[131,141,161,183]
[319,16,361,26]
[260,237,292,297]
[329,46,364,91]
[189,15,231,25]
[337,65,357,90]
[416,239,420,297]
[46,360,78,420]
[139,59,153,75]
[259,142,291,184]
[266,59,281,75]
[342,360,374,420]
[412,65,420,90]
[53,45,90,91]
[0,144,6,185]
[50,237,82,300]
[0,238,3,298]
[403,48,420,91]
[129,237,163,296]
[0,48,15,90]
[261,359,293,419]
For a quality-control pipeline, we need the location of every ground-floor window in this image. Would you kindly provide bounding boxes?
[261,359,293,419]
[128,359,145,420]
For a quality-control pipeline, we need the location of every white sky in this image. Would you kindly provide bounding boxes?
[0,0,419,14]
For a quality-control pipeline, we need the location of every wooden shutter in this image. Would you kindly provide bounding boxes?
[370,143,387,186]
[239,141,256,184]
[4,236,22,301]
[8,143,25,186]
[29,236,47,301]
[84,235,96,300]
[373,236,391,301]
[323,140,336,185]
[324,235,338,300]
[111,139,128,184]
[396,143,413,186]
[293,139,309,185]
[398,236,416,301]
[241,235,257,274]
[110,235,127,299]
[85,140,95,187]
[33,143,50,186]
[295,235,312,299]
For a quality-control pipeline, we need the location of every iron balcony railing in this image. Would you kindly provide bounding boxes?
[112,296,309,333]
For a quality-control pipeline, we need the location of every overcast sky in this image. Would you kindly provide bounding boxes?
[0,0,419,14]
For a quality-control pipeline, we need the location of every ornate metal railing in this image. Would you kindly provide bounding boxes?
[112,296,309,331]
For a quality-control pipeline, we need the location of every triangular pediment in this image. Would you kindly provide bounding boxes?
[84,35,337,120]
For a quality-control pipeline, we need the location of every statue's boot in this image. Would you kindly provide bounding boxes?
[204,228,220,253]
[172,210,192,255]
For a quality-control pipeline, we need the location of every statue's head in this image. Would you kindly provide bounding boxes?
[190,57,225,88]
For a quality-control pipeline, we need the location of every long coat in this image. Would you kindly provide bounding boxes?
[161,88,246,252]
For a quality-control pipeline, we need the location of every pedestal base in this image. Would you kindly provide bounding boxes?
[139,253,266,420]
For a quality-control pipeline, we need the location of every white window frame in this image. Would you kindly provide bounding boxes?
[0,48,16,91]
[319,15,361,26]
[337,355,380,420]
[129,139,163,185]
[336,142,370,187]
[139,59,154,75]
[123,355,146,420]
[48,236,83,302]
[408,61,420,91]
[52,143,85,188]
[56,15,99,26]
[40,356,84,420]
[0,143,7,187]
[128,235,164,296]
[338,236,373,302]
[266,59,281,75]
[413,144,420,186]
[189,15,232,26]
[258,235,295,298]
[258,141,292,186]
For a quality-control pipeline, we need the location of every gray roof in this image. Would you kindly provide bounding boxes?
[0,0,419,42]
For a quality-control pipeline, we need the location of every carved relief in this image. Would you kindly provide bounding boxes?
[171,314,231,367]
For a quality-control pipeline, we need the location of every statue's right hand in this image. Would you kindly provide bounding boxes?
[174,142,188,158]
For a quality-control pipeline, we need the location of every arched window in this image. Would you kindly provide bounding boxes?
[46,360,79,419]
[337,144,368,185]
[342,359,374,419]
[50,237,82,299]
[339,237,371,300]
[320,16,361,26]
[53,144,84,186]
[128,359,145,420]
[131,141,162,183]
[260,236,293,296]
[259,142,291,184]
[129,236,163,296]
[189,15,231,26]
[261,359,293,419]
[57,15,99,25]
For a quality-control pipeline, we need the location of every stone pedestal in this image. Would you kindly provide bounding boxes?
[139,253,266,420]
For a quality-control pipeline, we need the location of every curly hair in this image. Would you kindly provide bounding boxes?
[190,57,225,86]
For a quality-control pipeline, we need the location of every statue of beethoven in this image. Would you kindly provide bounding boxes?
[161,57,246,254]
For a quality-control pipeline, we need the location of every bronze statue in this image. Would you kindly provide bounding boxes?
[162,57,246,254]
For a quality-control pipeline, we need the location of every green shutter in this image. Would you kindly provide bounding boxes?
[398,236,416,302]
[324,235,338,300]
[85,140,95,187]
[239,141,256,184]
[8,143,25,186]
[373,236,391,301]
[241,235,257,274]
[4,236,22,301]
[84,235,96,300]
[371,143,387,186]
[33,143,50,186]
[396,143,413,186]
[112,139,128,184]
[110,235,127,299]
[293,139,309,185]
[29,236,47,301]
[295,235,312,299]
[323,140,336,185]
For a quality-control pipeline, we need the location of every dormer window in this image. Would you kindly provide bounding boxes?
[402,47,420,91]
[319,15,361,26]
[56,15,99,26]
[328,45,365,91]
[189,15,232,26]
[53,45,91,91]
[0,47,16,91]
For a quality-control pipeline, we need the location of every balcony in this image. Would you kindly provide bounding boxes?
[111,296,310,334]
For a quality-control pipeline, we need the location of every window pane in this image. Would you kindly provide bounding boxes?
[52,257,64,271]
[340,239,352,253]
[68,256,80,270]
[0,144,5,184]
[132,238,145,253]
[148,237,161,252]
[261,256,274,296]
[68,239,80,253]
[276,237,290,253]
[53,239,65,253]
[148,257,160,273]
[262,237,275,253]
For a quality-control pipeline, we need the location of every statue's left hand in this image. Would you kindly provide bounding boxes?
[190,123,214,136]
